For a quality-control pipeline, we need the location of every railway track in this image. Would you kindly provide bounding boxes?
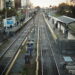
[38,13,59,75]
[44,14,63,75]
[0,19,34,75]
[0,12,60,75]
[0,17,32,60]
[7,14,39,75]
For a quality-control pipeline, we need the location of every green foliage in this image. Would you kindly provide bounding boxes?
[57,3,75,17]
[6,8,17,17]
[35,6,40,9]
[0,8,17,19]
[0,8,6,19]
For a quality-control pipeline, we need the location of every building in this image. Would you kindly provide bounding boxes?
[12,0,15,7]
[21,0,26,7]
[14,0,21,9]
[26,0,30,6]
[0,0,4,10]
[26,0,32,8]
[21,0,32,9]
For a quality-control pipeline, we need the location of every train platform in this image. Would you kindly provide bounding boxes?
[0,15,34,75]
[6,17,32,33]
[44,13,75,75]
[0,16,32,58]
[9,22,36,75]
[45,15,75,40]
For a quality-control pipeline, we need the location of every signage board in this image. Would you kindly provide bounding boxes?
[3,16,16,27]
[7,19,14,25]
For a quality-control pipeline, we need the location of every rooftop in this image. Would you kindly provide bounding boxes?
[57,16,75,24]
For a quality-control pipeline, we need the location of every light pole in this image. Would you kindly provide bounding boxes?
[4,0,7,18]
[4,0,8,30]
[26,0,28,18]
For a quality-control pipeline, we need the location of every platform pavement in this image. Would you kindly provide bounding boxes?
[0,17,32,46]
[43,14,57,41]
[6,17,32,33]
[43,13,75,75]
[44,14,75,40]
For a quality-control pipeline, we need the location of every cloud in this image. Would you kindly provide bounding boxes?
[30,0,67,7]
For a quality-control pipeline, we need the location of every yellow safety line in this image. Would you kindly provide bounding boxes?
[5,38,28,75]
[43,14,57,40]
[36,27,39,75]
[5,27,35,75]
[43,14,60,75]
[22,37,27,46]
[5,49,21,75]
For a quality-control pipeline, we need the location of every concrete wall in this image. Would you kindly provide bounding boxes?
[61,25,65,34]
[58,40,75,55]
[68,32,75,39]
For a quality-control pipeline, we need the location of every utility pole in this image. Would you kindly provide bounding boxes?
[26,0,30,18]
[26,0,27,18]
[4,0,8,30]
[4,0,7,18]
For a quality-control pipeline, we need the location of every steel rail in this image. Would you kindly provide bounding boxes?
[0,19,34,74]
[43,13,60,75]
[1,26,34,75]
[0,17,32,60]
[36,27,40,75]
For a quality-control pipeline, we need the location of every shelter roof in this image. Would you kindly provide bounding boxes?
[57,16,75,24]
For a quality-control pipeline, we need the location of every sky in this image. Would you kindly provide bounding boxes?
[21,0,26,6]
[30,0,67,7]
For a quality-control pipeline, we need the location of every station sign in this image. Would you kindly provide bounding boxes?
[7,19,14,25]
[3,16,16,28]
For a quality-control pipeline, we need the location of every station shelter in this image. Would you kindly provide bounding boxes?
[54,16,75,39]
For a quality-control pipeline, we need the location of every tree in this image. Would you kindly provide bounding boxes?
[35,6,40,10]
[57,3,75,17]
[58,3,69,14]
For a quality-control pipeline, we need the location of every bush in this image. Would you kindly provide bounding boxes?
[0,8,17,18]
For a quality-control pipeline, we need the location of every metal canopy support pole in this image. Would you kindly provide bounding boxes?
[4,0,8,30]
[64,24,68,38]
